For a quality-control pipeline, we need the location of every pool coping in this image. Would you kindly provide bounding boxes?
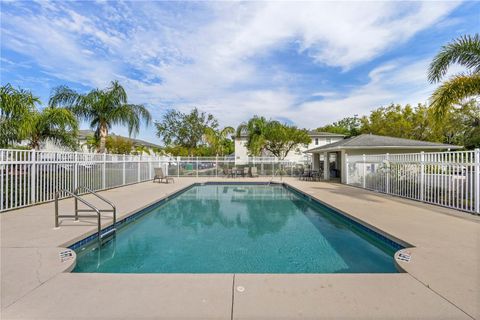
[66,181,411,273]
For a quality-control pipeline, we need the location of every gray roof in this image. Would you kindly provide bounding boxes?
[236,130,345,139]
[307,134,462,153]
[307,131,346,137]
[78,130,162,149]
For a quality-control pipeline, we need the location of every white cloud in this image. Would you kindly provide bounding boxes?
[0,1,464,141]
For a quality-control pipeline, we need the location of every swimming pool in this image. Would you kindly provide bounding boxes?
[72,183,402,273]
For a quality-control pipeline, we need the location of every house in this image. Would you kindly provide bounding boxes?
[40,130,162,154]
[306,134,462,183]
[234,131,345,163]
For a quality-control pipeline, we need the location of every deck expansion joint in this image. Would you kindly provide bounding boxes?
[230,274,236,320]
[406,272,475,319]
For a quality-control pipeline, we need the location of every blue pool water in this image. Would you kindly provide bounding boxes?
[73,184,400,273]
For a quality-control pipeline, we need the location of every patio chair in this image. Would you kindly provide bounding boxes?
[250,167,259,178]
[312,170,321,181]
[298,168,305,180]
[224,168,234,178]
[153,167,174,184]
[243,167,249,177]
[301,170,311,181]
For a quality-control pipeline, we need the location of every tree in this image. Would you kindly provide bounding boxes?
[433,99,480,149]
[49,80,151,153]
[133,145,151,156]
[316,116,361,137]
[237,116,310,159]
[262,121,310,160]
[320,102,479,149]
[236,116,268,156]
[155,108,218,156]
[105,136,133,154]
[27,107,78,150]
[204,126,235,156]
[0,84,39,147]
[82,134,100,152]
[360,104,435,140]
[428,34,480,118]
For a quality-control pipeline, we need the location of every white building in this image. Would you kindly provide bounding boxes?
[306,134,462,183]
[37,130,163,155]
[234,131,345,163]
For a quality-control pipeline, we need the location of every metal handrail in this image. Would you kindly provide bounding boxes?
[55,189,102,240]
[74,186,116,226]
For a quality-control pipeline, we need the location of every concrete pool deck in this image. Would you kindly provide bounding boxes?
[1,178,479,319]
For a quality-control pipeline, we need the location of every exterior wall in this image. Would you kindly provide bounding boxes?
[285,136,343,162]
[234,135,343,163]
[39,138,158,155]
[234,138,249,164]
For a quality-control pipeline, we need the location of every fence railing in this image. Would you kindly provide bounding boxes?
[0,149,308,212]
[345,150,480,214]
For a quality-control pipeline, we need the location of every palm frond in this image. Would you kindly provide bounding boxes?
[110,104,151,137]
[430,73,480,118]
[428,34,480,83]
[220,126,235,138]
[49,86,82,108]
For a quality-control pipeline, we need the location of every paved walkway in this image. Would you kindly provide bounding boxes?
[1,178,479,319]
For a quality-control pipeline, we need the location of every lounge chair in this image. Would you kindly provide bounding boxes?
[250,167,259,178]
[153,167,174,184]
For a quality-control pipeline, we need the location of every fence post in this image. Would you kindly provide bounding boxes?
[102,153,106,189]
[420,151,425,202]
[149,157,152,179]
[345,153,349,185]
[73,152,78,191]
[177,156,180,178]
[385,153,390,194]
[475,149,479,214]
[30,149,36,203]
[137,155,141,182]
[215,155,218,177]
[362,154,366,188]
[0,150,3,210]
[196,157,199,178]
[122,155,126,185]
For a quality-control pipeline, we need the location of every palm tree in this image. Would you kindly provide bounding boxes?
[204,126,235,156]
[236,116,268,156]
[133,145,151,156]
[428,34,480,118]
[82,134,100,152]
[0,84,40,147]
[49,81,151,153]
[27,107,78,150]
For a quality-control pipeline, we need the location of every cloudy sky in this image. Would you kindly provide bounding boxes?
[1,1,478,143]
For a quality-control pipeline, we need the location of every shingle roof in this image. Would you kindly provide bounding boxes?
[236,130,345,139]
[306,134,462,152]
[307,131,346,137]
[78,130,162,149]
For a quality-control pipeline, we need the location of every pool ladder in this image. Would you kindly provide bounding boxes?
[55,186,117,243]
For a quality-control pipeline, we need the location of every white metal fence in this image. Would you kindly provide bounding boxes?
[0,149,308,212]
[346,150,480,214]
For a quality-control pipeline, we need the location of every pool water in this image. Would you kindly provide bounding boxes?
[73,184,400,273]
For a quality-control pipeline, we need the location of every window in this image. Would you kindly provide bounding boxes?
[315,138,319,145]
